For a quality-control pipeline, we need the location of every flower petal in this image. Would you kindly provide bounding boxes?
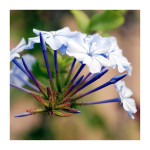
[127,111,135,119]
[84,56,102,73]
[122,98,137,113]
[10,53,20,62]
[93,55,112,67]
[15,38,26,50]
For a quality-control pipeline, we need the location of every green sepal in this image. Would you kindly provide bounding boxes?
[26,108,47,114]
[53,110,71,117]
[55,102,71,109]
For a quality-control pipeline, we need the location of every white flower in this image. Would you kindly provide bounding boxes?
[28,27,79,54]
[10,38,26,61]
[10,38,34,62]
[115,80,137,119]
[10,54,36,87]
[66,33,114,73]
[108,41,132,75]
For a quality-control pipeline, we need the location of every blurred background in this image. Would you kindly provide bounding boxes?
[10,10,140,140]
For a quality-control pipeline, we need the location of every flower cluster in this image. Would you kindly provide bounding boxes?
[10,27,137,119]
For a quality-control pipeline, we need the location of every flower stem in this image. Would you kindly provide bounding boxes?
[72,74,127,101]
[54,51,61,92]
[70,68,109,97]
[80,72,91,85]
[14,112,32,117]
[69,63,85,86]
[61,75,84,99]
[40,32,55,91]
[64,58,76,86]
[15,74,39,92]
[22,57,47,98]
[74,97,121,105]
[42,50,55,91]
[12,58,31,79]
[10,83,34,94]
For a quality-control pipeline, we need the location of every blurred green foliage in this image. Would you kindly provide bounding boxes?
[71,10,90,33]
[71,10,126,34]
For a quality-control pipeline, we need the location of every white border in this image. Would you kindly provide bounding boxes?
[1,0,149,150]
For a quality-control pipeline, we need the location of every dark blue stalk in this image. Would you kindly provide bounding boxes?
[22,57,47,97]
[70,58,76,74]
[64,58,76,86]
[70,68,109,96]
[14,112,32,117]
[54,51,61,92]
[40,32,55,91]
[63,75,84,98]
[72,73,127,101]
[74,97,121,105]
[69,63,85,86]
[54,51,58,73]
[10,83,34,94]
[15,74,40,92]
[12,58,31,79]
[86,73,98,82]
[82,67,105,83]
[80,72,91,84]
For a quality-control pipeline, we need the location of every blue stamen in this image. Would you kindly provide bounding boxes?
[70,75,84,91]
[64,58,76,86]
[22,57,47,97]
[12,58,31,79]
[109,73,127,84]
[15,74,40,92]
[39,32,47,51]
[72,73,127,100]
[70,68,109,96]
[10,83,34,94]
[69,63,85,86]
[86,67,105,82]
[70,58,76,74]
[14,112,32,117]
[54,50,61,92]
[54,51,58,73]
[39,32,55,90]
[63,75,84,98]
[75,97,121,105]
[80,72,91,84]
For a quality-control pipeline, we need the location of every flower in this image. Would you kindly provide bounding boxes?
[13,31,127,118]
[108,44,132,75]
[66,33,114,73]
[11,27,136,121]
[115,80,137,119]
[10,38,26,61]
[10,38,33,62]
[10,54,36,87]
[28,27,79,54]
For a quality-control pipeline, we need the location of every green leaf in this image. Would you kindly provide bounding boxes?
[110,10,128,15]
[88,10,125,32]
[71,10,90,33]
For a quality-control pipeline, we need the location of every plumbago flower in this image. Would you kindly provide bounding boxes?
[115,80,137,119]
[10,38,33,61]
[66,33,132,75]
[10,27,137,119]
[10,38,26,62]
[28,27,79,54]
